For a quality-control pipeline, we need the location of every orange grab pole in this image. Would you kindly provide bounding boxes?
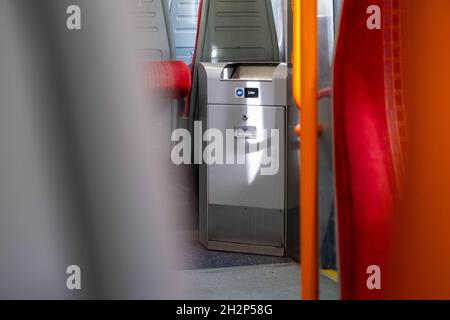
[293,0,319,300]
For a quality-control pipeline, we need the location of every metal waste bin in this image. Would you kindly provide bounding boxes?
[198,62,287,256]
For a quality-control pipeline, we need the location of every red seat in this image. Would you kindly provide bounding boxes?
[145,60,191,100]
[333,0,397,299]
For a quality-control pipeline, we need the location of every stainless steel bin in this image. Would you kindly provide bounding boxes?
[198,62,288,256]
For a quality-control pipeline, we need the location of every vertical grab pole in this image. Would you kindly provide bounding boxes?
[292,0,319,300]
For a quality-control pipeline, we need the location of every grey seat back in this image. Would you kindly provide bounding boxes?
[134,0,172,61]
[198,0,279,62]
[165,0,200,64]
[133,0,179,155]
[188,0,280,127]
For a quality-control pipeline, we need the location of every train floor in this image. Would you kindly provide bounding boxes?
[177,238,339,300]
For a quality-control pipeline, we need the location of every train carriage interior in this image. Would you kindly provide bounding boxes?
[159,0,340,299]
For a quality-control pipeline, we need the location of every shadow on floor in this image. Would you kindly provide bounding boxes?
[179,241,292,270]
